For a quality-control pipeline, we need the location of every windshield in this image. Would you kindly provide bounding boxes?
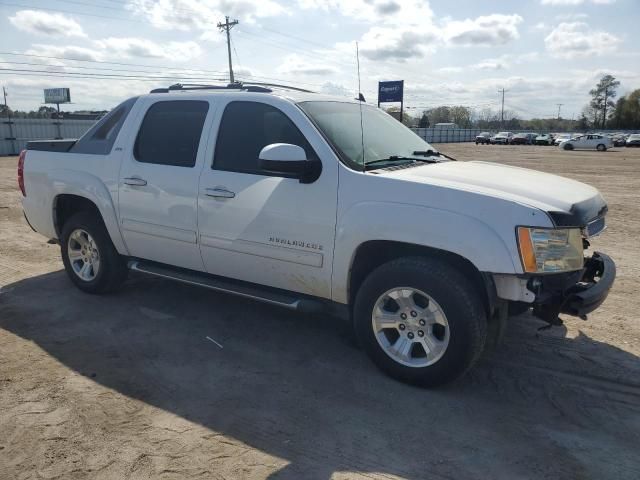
[497,132,510,136]
[298,101,435,169]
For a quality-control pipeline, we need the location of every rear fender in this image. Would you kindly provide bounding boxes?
[49,170,128,255]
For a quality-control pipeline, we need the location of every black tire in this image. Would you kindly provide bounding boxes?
[353,256,487,387]
[596,144,606,152]
[60,211,128,294]
[508,302,530,316]
[564,143,574,150]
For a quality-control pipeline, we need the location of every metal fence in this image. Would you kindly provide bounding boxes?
[2,117,639,156]
[413,128,484,143]
[0,117,96,155]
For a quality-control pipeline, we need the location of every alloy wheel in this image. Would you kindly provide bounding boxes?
[371,287,450,367]
[67,229,101,281]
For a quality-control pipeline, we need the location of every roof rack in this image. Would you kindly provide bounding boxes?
[149,82,313,94]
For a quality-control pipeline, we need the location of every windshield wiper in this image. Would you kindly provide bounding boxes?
[364,156,429,170]
[412,150,457,161]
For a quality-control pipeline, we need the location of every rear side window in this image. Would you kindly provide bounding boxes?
[213,101,315,174]
[71,96,138,155]
[134,100,209,167]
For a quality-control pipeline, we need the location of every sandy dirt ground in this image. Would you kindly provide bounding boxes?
[1,145,639,479]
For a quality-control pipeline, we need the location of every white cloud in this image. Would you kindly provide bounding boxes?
[442,14,523,46]
[25,44,103,63]
[555,12,588,21]
[300,0,438,62]
[278,54,338,76]
[94,37,203,62]
[356,27,438,61]
[128,0,286,31]
[544,22,621,58]
[297,0,433,24]
[541,0,615,5]
[319,81,351,97]
[8,10,86,38]
[474,60,507,71]
[440,52,539,75]
[438,67,463,74]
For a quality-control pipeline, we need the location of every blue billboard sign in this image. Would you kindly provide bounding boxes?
[378,80,404,103]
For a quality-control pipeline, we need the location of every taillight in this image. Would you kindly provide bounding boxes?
[18,149,26,196]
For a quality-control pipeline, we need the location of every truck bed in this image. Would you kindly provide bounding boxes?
[26,139,77,152]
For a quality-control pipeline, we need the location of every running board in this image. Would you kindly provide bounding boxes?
[128,260,325,313]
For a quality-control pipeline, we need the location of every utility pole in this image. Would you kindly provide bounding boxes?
[217,16,239,84]
[2,86,17,155]
[556,103,563,120]
[498,88,508,128]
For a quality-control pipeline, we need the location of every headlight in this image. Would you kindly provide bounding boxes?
[517,227,584,273]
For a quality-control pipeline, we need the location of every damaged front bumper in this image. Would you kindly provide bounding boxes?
[530,252,616,324]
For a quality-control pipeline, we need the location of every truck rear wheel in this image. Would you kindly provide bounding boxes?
[354,257,487,387]
[60,211,127,294]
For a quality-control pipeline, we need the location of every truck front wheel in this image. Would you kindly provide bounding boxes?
[60,211,127,294]
[354,257,487,387]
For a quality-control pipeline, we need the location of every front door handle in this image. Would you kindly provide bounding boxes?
[205,187,235,199]
[123,177,147,186]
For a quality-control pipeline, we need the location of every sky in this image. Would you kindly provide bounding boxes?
[1,0,639,119]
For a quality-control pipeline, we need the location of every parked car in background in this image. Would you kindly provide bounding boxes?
[511,133,529,145]
[559,134,613,151]
[475,132,492,145]
[613,134,628,147]
[491,132,513,144]
[626,134,640,147]
[554,133,572,146]
[535,134,554,146]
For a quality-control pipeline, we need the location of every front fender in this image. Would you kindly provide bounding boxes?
[331,202,520,304]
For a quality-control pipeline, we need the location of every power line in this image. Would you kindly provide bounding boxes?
[48,0,130,11]
[556,103,563,120]
[234,29,354,70]
[0,52,228,75]
[0,65,326,89]
[1,1,357,74]
[0,67,228,82]
[0,1,146,23]
[230,35,241,71]
[0,60,226,77]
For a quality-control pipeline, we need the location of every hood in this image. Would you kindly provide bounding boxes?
[387,160,606,226]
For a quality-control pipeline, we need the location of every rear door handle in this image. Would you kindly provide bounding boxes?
[205,187,235,199]
[123,177,147,186]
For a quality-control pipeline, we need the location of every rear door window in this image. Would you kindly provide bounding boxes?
[134,100,209,167]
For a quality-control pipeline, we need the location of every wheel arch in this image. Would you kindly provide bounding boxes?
[347,240,497,319]
[51,190,128,256]
[43,168,128,255]
[54,194,101,238]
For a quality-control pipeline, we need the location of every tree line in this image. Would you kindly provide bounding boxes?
[392,74,639,131]
[0,105,107,119]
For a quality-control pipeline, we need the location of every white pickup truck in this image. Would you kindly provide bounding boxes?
[19,83,615,387]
